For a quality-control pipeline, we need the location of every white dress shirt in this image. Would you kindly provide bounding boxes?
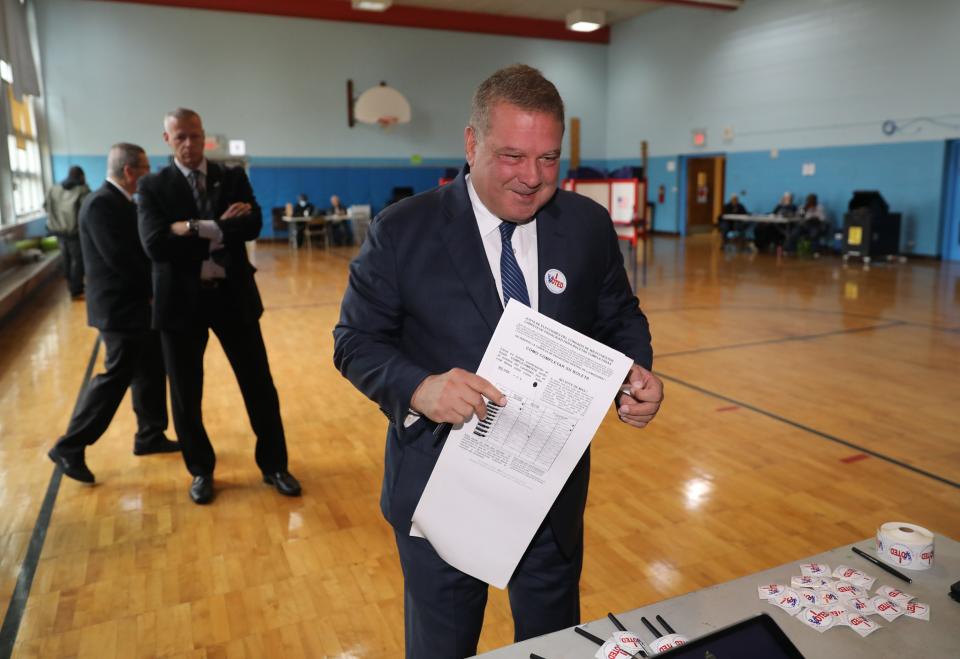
[404,177,541,428]
[466,174,539,312]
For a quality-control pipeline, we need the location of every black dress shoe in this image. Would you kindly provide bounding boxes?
[48,447,95,483]
[133,435,181,456]
[263,471,302,497]
[189,475,214,504]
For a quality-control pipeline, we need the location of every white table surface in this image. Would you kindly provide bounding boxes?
[475,534,960,659]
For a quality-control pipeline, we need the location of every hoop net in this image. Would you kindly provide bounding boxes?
[377,115,399,131]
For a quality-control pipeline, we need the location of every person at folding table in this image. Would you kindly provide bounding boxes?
[334,65,663,658]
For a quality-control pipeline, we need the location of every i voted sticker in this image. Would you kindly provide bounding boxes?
[544,269,567,294]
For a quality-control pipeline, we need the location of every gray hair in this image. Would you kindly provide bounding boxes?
[163,107,201,130]
[107,143,145,179]
[469,64,565,140]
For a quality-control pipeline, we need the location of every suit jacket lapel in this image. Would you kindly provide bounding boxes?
[440,169,502,334]
[536,195,565,323]
[168,165,199,217]
[205,161,223,218]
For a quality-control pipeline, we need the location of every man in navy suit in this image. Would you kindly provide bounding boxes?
[48,143,178,484]
[138,108,300,504]
[334,65,663,657]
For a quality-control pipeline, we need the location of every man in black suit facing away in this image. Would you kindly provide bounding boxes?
[137,108,300,504]
[48,143,179,484]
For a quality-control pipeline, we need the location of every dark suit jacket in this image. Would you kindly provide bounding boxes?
[78,183,152,330]
[137,162,264,330]
[333,166,652,556]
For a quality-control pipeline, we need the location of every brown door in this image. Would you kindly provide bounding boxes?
[686,156,725,234]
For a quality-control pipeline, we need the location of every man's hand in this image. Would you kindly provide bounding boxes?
[220,202,252,220]
[170,220,192,236]
[617,364,663,429]
[411,368,506,425]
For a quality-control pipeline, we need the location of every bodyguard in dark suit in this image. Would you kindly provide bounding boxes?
[334,65,664,658]
[48,143,178,484]
[137,108,299,504]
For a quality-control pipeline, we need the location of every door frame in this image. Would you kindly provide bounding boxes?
[940,139,960,262]
[678,152,726,237]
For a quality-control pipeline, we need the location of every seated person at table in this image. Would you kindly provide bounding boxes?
[755,192,797,251]
[786,193,828,254]
[771,191,798,218]
[292,193,315,247]
[327,194,353,246]
[718,194,750,246]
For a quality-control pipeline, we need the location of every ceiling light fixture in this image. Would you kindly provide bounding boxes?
[351,0,392,12]
[566,9,605,33]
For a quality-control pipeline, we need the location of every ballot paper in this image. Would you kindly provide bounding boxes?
[410,300,634,588]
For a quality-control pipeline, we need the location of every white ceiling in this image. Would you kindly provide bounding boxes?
[396,0,664,25]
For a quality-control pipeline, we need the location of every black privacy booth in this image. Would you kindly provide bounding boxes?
[842,191,902,261]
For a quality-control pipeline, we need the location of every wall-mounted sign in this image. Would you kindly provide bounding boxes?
[692,129,707,148]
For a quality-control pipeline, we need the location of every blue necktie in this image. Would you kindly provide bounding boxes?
[499,221,530,307]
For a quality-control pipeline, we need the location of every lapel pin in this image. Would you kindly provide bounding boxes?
[544,269,567,294]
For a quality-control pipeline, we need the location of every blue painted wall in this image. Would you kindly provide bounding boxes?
[52,154,455,239]
[53,155,608,239]
[37,0,960,256]
[725,142,946,254]
[606,0,960,254]
[942,141,960,262]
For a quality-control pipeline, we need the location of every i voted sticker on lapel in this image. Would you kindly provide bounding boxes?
[544,269,567,294]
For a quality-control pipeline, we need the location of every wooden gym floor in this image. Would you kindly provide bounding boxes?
[1,235,958,658]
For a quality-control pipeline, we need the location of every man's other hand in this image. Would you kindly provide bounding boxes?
[617,364,663,429]
[411,368,507,425]
[220,202,252,220]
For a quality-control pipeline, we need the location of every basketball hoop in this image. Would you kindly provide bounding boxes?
[377,115,399,131]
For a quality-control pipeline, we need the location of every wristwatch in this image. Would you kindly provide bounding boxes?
[187,219,200,236]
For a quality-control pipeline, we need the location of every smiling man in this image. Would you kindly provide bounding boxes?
[334,65,662,658]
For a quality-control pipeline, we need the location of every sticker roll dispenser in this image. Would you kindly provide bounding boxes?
[876,522,935,571]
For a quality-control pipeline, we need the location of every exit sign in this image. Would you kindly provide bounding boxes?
[692,129,707,148]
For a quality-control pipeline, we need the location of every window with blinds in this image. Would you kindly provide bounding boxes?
[6,86,44,220]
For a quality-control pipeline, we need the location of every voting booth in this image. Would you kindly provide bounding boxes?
[562,177,649,287]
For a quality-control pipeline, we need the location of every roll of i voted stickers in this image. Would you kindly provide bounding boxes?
[832,565,875,589]
[797,589,818,606]
[876,522,935,571]
[904,601,930,621]
[771,589,803,615]
[870,596,904,622]
[799,607,835,633]
[649,634,688,655]
[845,597,875,615]
[843,613,881,637]
[800,563,831,577]
[876,585,914,605]
[758,583,786,599]
[595,641,634,659]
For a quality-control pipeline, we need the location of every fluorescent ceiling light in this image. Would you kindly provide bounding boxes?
[351,0,392,11]
[566,9,605,33]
